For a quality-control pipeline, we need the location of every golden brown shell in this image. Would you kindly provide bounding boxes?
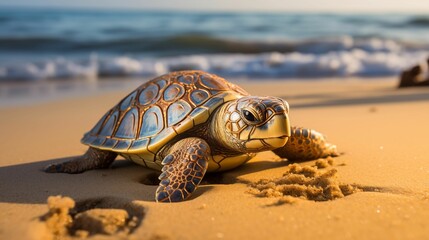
[81,71,248,159]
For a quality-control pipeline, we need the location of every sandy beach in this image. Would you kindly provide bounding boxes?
[1,77,429,240]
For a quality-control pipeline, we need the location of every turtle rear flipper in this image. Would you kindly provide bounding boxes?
[45,147,117,174]
[156,138,209,202]
[274,127,338,161]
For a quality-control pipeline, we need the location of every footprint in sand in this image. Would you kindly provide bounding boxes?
[138,171,237,186]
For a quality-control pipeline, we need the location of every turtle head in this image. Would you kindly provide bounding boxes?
[212,96,291,153]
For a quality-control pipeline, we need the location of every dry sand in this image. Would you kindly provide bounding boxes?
[1,77,429,239]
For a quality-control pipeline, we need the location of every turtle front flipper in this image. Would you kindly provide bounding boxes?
[156,138,210,202]
[45,147,117,174]
[273,127,338,161]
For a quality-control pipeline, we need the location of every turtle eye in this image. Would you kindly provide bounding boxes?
[242,109,260,124]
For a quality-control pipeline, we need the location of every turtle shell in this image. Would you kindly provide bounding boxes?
[81,71,249,160]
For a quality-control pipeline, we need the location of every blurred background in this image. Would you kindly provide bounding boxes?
[0,0,428,81]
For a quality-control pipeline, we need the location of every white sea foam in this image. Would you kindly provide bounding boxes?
[0,49,428,81]
[0,57,98,81]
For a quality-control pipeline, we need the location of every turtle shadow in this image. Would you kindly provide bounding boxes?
[0,155,291,205]
[0,157,159,204]
[206,159,293,185]
[0,156,217,205]
[137,159,292,187]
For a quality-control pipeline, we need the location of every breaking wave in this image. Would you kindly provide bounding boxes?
[1,49,427,81]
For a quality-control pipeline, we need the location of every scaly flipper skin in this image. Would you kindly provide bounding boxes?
[45,147,117,174]
[273,127,338,161]
[156,138,209,202]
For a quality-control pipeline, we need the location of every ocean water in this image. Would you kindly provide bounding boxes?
[1,8,429,81]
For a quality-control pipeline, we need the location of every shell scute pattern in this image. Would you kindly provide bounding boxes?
[120,91,137,111]
[177,74,195,85]
[203,97,224,113]
[129,139,149,151]
[140,106,164,138]
[139,83,159,106]
[103,138,118,149]
[157,78,168,90]
[188,107,210,125]
[90,110,111,135]
[190,89,210,106]
[164,83,185,102]
[81,71,249,156]
[114,140,132,151]
[91,137,105,147]
[167,100,192,127]
[115,107,139,139]
[172,116,194,134]
[99,110,119,137]
[147,128,176,153]
[200,73,229,90]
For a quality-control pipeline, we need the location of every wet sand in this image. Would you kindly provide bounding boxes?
[1,77,429,239]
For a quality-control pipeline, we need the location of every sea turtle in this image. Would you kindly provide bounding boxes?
[45,70,338,202]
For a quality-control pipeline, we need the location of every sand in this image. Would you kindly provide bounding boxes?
[1,77,429,240]
[248,158,359,204]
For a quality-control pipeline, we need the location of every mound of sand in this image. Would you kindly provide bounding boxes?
[40,196,140,239]
[249,158,359,204]
[41,196,75,237]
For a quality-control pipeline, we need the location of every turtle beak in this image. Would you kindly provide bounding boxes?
[241,114,291,149]
[285,113,291,137]
[264,114,291,148]
[251,114,290,139]
[281,99,291,138]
